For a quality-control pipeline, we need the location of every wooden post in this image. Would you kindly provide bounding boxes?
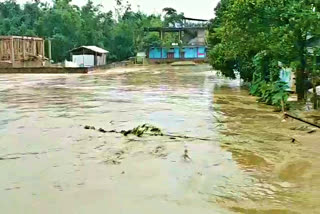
[10,37,14,66]
[48,39,52,61]
[313,53,317,110]
[0,39,2,61]
[197,46,199,59]
[22,38,25,59]
[4,40,8,60]
[42,40,45,59]
[17,39,20,61]
[33,38,37,56]
[95,52,97,66]
[82,48,85,67]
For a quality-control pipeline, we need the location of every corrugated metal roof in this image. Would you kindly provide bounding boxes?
[83,46,109,54]
[70,46,109,54]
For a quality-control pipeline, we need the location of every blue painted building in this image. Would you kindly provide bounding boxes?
[148,46,207,60]
[145,27,208,61]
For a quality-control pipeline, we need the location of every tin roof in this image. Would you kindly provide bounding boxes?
[70,46,109,54]
[144,27,207,33]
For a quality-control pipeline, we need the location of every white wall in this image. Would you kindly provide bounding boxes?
[72,55,94,67]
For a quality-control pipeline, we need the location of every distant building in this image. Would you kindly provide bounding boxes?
[148,46,207,60]
[144,27,208,62]
[0,36,46,68]
[136,52,147,64]
[70,46,109,67]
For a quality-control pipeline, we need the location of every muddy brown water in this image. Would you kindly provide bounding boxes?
[0,65,319,214]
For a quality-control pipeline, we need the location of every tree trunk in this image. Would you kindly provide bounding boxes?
[313,82,318,110]
[296,69,306,101]
[312,54,318,110]
[296,36,307,101]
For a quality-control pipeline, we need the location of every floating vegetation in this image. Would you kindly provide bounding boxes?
[83,123,211,141]
[121,124,163,137]
[84,125,96,130]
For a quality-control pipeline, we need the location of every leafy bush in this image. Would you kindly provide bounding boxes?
[250,80,289,108]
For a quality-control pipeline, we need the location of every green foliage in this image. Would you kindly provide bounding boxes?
[0,0,164,62]
[250,80,289,108]
[209,0,320,102]
[208,43,236,79]
[121,124,163,137]
[163,7,184,27]
[253,51,280,82]
[143,33,162,48]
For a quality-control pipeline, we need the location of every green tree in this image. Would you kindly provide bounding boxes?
[0,0,167,63]
[163,7,184,27]
[209,0,320,102]
[37,0,82,61]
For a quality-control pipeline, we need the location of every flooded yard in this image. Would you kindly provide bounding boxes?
[0,65,319,214]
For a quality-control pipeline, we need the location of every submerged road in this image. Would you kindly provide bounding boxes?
[0,65,319,214]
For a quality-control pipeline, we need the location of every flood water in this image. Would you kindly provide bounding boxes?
[0,65,319,214]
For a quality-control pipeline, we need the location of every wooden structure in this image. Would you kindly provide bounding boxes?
[0,36,46,68]
[70,46,108,67]
[0,67,90,74]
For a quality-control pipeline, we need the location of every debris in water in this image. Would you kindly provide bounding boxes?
[276,182,296,188]
[290,125,311,131]
[5,187,21,191]
[285,113,320,129]
[0,157,21,161]
[183,149,192,161]
[104,159,121,165]
[121,130,132,136]
[307,129,317,134]
[98,128,107,133]
[84,125,95,130]
[152,146,167,158]
[121,124,163,137]
[83,124,212,141]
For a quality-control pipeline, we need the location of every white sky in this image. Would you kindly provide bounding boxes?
[13,0,220,20]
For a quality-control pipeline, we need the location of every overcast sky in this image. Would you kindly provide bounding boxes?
[14,0,220,20]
